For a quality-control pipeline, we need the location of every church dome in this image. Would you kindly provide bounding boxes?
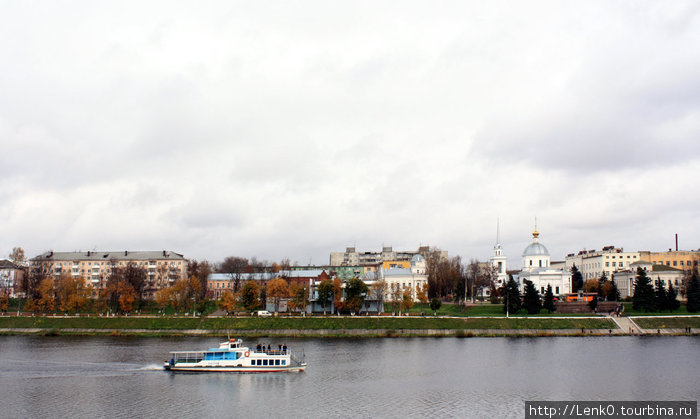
[522,242,549,257]
[411,254,425,264]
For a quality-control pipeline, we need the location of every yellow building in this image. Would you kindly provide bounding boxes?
[382,260,411,270]
[638,251,700,271]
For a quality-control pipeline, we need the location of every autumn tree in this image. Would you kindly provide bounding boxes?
[316,279,334,315]
[390,283,403,315]
[369,276,387,313]
[287,282,308,313]
[187,259,212,300]
[240,281,261,312]
[9,247,26,264]
[219,256,249,292]
[416,282,429,313]
[332,278,344,313]
[345,278,368,314]
[401,288,414,313]
[218,290,238,315]
[0,290,9,313]
[55,272,90,313]
[266,278,289,313]
[582,279,599,294]
[26,263,52,299]
[36,277,55,313]
[100,276,137,314]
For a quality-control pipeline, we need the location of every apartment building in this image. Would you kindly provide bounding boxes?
[329,246,447,267]
[565,246,640,280]
[0,259,26,298]
[638,250,700,271]
[30,250,187,298]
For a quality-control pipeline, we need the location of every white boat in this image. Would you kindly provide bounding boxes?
[163,338,307,373]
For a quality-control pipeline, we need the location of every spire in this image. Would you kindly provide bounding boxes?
[532,217,539,239]
[496,217,501,244]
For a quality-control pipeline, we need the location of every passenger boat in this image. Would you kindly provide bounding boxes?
[163,338,307,373]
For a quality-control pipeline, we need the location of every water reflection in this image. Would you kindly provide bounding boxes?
[0,336,698,418]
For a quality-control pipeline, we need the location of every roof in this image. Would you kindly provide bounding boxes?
[651,264,681,272]
[382,268,414,276]
[31,250,185,262]
[208,269,330,281]
[0,259,22,269]
[522,242,550,257]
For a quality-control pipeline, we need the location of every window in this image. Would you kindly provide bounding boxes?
[275,360,280,366]
[541,287,545,294]
[263,359,268,366]
[556,286,559,294]
[666,261,671,266]
[529,260,532,266]
[605,262,609,267]
[673,261,678,266]
[539,260,542,267]
[281,360,286,365]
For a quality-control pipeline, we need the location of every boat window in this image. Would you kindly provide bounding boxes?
[281,360,286,365]
[263,359,268,366]
[275,360,280,366]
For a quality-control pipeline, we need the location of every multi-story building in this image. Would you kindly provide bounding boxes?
[0,259,26,298]
[330,246,447,266]
[638,250,700,271]
[30,250,187,298]
[613,261,686,299]
[565,246,641,281]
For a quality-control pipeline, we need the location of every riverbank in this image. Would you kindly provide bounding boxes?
[0,315,697,337]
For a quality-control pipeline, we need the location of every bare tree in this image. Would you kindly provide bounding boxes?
[219,256,249,292]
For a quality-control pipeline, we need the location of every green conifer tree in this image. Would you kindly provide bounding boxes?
[571,265,583,293]
[654,280,668,312]
[543,283,556,313]
[503,275,521,315]
[632,267,656,312]
[686,268,700,313]
[522,279,541,315]
[667,283,680,312]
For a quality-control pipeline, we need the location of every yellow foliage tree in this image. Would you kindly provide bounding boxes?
[266,278,289,313]
[582,279,599,293]
[0,290,9,312]
[401,288,414,312]
[55,272,90,313]
[36,277,55,313]
[117,281,137,313]
[218,290,238,315]
[332,278,344,313]
[416,282,429,313]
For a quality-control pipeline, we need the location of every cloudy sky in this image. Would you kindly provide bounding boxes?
[2,1,699,268]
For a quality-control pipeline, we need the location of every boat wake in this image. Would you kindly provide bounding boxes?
[139,364,165,371]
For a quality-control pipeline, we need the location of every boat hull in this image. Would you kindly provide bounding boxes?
[164,362,306,373]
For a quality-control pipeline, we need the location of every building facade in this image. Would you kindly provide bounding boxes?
[638,250,700,271]
[515,226,571,296]
[565,246,641,280]
[0,259,26,298]
[329,246,447,267]
[30,251,187,298]
[613,261,686,299]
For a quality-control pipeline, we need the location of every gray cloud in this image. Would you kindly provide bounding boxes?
[1,1,699,267]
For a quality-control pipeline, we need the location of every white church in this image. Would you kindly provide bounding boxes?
[515,224,572,296]
[490,221,571,296]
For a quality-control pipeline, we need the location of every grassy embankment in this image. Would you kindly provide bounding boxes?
[633,317,700,329]
[0,315,613,337]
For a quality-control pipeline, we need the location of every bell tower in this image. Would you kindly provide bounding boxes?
[489,219,508,285]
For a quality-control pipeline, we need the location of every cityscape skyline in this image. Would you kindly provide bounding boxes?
[2,2,699,268]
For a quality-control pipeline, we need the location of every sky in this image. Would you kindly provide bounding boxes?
[1,1,699,269]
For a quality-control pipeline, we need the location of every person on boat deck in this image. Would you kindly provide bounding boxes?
[267,344,271,351]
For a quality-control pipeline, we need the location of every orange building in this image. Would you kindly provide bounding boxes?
[638,250,700,271]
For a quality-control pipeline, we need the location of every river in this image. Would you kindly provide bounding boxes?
[0,336,698,418]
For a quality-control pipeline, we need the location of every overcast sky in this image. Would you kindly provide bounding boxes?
[2,1,699,269]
